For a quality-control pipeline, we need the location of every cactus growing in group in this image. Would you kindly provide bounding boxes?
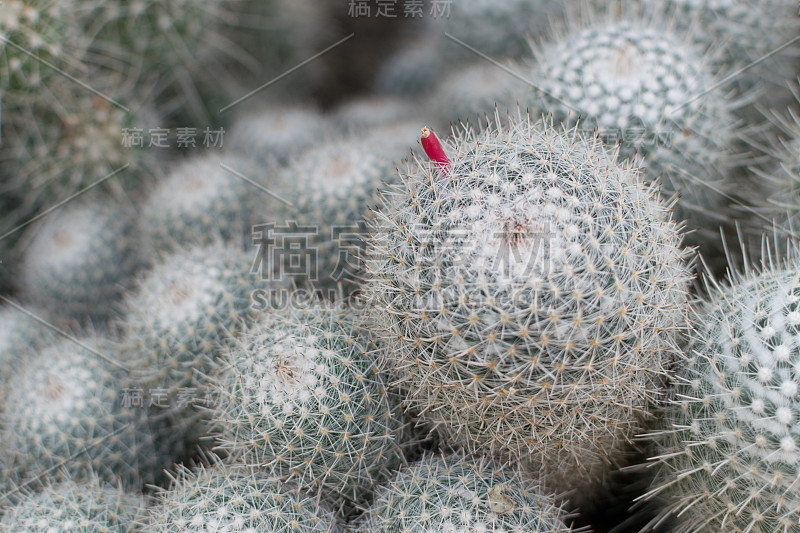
[358,453,575,533]
[0,477,144,531]
[517,11,738,246]
[19,199,143,323]
[122,242,257,407]
[209,302,406,512]
[0,336,162,491]
[364,114,691,496]
[642,250,800,533]
[141,152,257,253]
[145,462,341,533]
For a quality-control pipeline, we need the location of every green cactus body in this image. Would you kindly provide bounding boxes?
[364,114,691,493]
[0,304,55,409]
[645,261,800,532]
[0,337,161,491]
[141,153,256,253]
[358,453,574,533]
[271,130,407,295]
[522,15,736,244]
[145,463,341,532]
[123,243,256,405]
[228,105,328,166]
[0,478,143,532]
[210,303,405,511]
[20,200,142,322]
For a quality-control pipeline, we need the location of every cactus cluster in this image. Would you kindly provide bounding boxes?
[358,453,573,533]
[365,114,691,494]
[0,336,161,490]
[643,252,800,532]
[0,478,144,532]
[145,463,340,533]
[210,303,406,511]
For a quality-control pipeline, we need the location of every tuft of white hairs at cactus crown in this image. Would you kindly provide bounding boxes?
[144,461,342,533]
[209,301,407,515]
[0,336,165,493]
[0,477,144,532]
[363,111,693,498]
[357,452,581,533]
[19,199,144,324]
[641,241,800,533]
[517,4,742,251]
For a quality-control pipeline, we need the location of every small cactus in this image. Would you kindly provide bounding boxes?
[145,462,341,533]
[642,249,800,532]
[210,302,406,512]
[0,303,55,409]
[364,114,691,495]
[0,477,144,532]
[357,453,575,533]
[0,336,162,491]
[19,199,143,323]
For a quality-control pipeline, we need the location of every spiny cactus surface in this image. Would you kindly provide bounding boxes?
[0,304,55,408]
[365,114,691,493]
[210,303,406,511]
[145,463,341,532]
[644,256,800,532]
[358,453,575,533]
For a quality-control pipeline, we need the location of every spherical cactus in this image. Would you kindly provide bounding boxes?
[145,462,341,533]
[374,31,445,97]
[19,198,143,323]
[357,453,574,533]
[122,242,257,407]
[432,61,527,127]
[519,11,737,246]
[642,252,800,532]
[364,115,691,496]
[0,336,162,491]
[269,128,408,296]
[330,97,421,133]
[0,478,144,532]
[141,152,257,253]
[210,302,406,512]
[228,105,328,166]
[0,303,55,409]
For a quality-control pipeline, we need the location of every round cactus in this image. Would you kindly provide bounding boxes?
[141,152,257,253]
[0,478,143,532]
[145,462,341,533]
[19,199,143,323]
[0,303,55,409]
[210,302,406,511]
[643,252,800,532]
[358,453,574,533]
[269,128,408,296]
[330,97,421,133]
[374,31,445,97]
[0,336,162,491]
[518,11,737,245]
[228,105,328,166]
[122,242,257,406]
[364,115,691,494]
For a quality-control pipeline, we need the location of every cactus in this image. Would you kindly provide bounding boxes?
[642,250,800,532]
[330,97,421,133]
[357,453,574,533]
[518,11,738,247]
[0,336,162,491]
[374,31,445,97]
[228,105,328,166]
[145,462,341,533]
[0,303,55,409]
[19,198,143,323]
[210,302,406,512]
[122,242,257,409]
[0,477,144,531]
[268,128,408,296]
[141,152,257,253]
[364,114,691,495]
